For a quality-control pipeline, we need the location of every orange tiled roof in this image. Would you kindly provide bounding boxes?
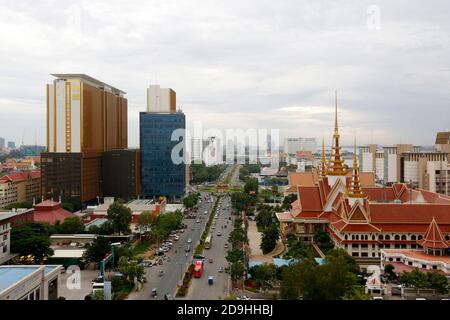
[288,172,317,186]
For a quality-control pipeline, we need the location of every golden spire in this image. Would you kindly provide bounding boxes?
[348,138,365,198]
[327,91,347,176]
[320,138,327,178]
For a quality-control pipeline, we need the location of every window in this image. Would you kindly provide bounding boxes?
[385,235,390,240]
[422,264,426,269]
[432,265,437,270]
[394,235,400,240]
[411,235,416,241]
[352,244,359,249]
[352,252,359,257]
[401,235,407,240]
[361,252,368,257]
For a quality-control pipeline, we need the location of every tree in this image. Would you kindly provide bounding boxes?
[427,272,449,294]
[92,290,104,300]
[136,211,157,234]
[400,268,429,289]
[282,193,297,210]
[226,249,244,264]
[228,228,246,247]
[253,263,276,293]
[280,250,361,300]
[10,222,53,263]
[183,193,199,209]
[314,229,334,254]
[83,236,111,264]
[260,223,279,254]
[230,261,245,282]
[5,201,33,209]
[244,178,259,195]
[58,216,85,234]
[118,256,145,285]
[107,201,132,235]
[384,264,395,278]
[256,208,274,229]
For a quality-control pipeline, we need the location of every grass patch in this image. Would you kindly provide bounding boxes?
[132,241,152,256]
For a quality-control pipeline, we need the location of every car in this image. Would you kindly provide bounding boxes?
[218,267,224,273]
[224,243,228,248]
[209,258,213,263]
[173,235,179,241]
[196,219,200,223]
[217,231,222,236]
[204,211,208,214]
[60,266,66,274]
[372,296,383,300]
[185,245,191,252]
[239,296,251,300]
[152,288,158,297]
[212,226,215,230]
[187,238,192,243]
[159,270,164,277]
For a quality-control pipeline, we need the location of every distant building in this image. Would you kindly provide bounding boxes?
[283,137,317,164]
[20,145,46,156]
[295,151,314,172]
[101,149,141,200]
[0,265,61,300]
[359,136,450,195]
[140,110,186,199]
[147,85,176,113]
[7,142,15,149]
[0,171,41,208]
[0,138,5,149]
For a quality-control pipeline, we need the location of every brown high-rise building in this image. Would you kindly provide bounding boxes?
[41,74,128,203]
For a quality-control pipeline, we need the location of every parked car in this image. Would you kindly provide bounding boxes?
[224,243,228,248]
[209,258,213,263]
[218,267,224,273]
[159,270,164,277]
[217,231,222,236]
[185,245,191,252]
[196,219,200,223]
[187,238,192,243]
[152,288,157,297]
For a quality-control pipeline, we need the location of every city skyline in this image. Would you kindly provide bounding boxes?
[1,1,450,147]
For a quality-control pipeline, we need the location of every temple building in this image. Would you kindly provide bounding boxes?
[276,93,450,268]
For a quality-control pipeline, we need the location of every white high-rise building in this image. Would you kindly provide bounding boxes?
[147,85,176,113]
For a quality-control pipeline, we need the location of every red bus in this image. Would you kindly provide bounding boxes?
[193,260,204,278]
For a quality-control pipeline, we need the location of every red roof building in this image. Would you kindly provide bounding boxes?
[277,98,450,268]
[33,200,78,225]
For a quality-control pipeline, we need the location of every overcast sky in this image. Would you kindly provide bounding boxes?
[0,0,449,148]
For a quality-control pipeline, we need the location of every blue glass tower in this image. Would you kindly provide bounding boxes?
[140,112,186,199]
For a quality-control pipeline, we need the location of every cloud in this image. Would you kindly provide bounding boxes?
[0,0,449,147]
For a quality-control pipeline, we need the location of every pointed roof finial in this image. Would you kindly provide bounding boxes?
[335,90,338,134]
[327,91,347,176]
[347,137,366,198]
[320,137,327,178]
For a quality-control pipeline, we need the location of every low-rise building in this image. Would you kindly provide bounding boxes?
[0,208,34,265]
[0,170,41,208]
[33,200,78,225]
[0,265,61,300]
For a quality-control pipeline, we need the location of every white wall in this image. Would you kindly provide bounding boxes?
[147,85,172,112]
[362,153,374,173]
[404,160,419,184]
[387,154,397,183]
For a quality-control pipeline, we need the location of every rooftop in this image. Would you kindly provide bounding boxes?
[51,74,126,95]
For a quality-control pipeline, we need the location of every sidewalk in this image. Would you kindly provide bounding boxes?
[247,221,285,264]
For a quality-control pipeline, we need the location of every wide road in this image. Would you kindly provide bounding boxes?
[128,192,216,300]
[185,195,234,300]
